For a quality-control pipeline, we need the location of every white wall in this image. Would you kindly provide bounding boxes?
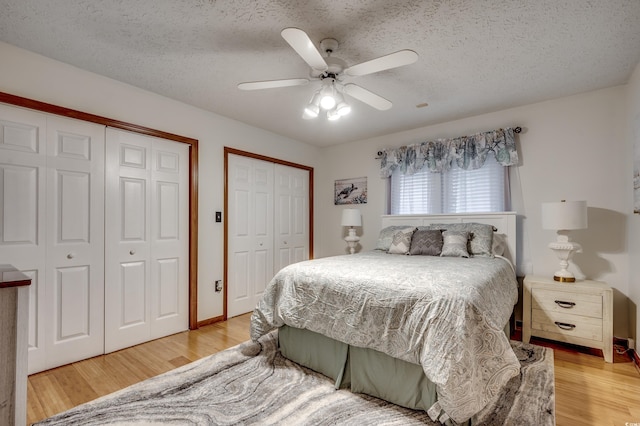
[628,62,640,345]
[317,86,632,337]
[0,41,321,322]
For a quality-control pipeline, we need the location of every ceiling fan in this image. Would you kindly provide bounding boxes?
[237,28,418,120]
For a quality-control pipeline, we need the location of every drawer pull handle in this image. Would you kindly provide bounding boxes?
[554,321,576,330]
[554,300,576,309]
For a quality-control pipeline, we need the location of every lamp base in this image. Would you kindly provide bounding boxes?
[553,275,576,283]
[344,227,360,255]
[548,237,581,284]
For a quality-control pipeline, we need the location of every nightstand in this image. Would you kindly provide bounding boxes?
[523,275,613,362]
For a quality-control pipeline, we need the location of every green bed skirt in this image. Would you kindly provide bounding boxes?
[279,325,438,412]
[278,323,510,424]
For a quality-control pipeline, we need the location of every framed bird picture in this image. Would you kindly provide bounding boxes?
[334,176,367,205]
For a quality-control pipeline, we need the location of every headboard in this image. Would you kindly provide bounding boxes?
[380,212,517,266]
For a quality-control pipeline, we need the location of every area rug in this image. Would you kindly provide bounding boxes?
[34,332,555,425]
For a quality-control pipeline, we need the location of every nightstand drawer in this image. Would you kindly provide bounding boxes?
[531,288,602,319]
[531,308,602,341]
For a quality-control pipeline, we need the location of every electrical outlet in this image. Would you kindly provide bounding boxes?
[215,280,222,292]
[629,338,635,350]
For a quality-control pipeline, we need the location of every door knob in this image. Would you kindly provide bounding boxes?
[129,250,136,255]
[67,253,75,259]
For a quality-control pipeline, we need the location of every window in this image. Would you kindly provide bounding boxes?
[390,154,509,214]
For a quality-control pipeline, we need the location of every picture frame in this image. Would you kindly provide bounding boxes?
[334,176,367,205]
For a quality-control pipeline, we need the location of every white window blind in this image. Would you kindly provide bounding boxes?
[390,154,508,214]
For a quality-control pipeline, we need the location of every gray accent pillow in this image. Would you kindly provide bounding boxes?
[429,223,494,257]
[374,226,406,251]
[440,230,470,257]
[409,229,443,256]
[388,227,416,254]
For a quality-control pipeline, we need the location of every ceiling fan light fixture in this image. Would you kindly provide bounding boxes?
[327,109,341,121]
[303,103,320,118]
[319,79,337,110]
[336,101,351,116]
[320,93,336,110]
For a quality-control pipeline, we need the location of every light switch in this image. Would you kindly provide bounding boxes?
[215,211,222,222]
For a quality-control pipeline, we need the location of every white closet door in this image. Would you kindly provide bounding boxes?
[227,155,274,318]
[44,116,105,369]
[149,138,189,340]
[274,164,309,273]
[105,128,188,353]
[0,105,105,374]
[0,104,48,373]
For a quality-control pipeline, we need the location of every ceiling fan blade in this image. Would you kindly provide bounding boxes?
[237,78,309,91]
[344,50,418,77]
[343,84,392,110]
[281,27,328,72]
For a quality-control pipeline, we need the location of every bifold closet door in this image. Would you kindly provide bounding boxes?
[0,104,105,374]
[104,128,188,353]
[227,154,274,318]
[274,164,309,272]
[44,115,105,369]
[227,155,310,318]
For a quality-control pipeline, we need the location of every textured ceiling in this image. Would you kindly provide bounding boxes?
[1,0,639,147]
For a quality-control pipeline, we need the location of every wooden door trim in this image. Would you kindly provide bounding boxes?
[0,91,200,330]
[223,147,314,321]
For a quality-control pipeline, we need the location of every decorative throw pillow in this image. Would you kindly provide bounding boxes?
[388,227,416,254]
[409,229,443,256]
[492,233,508,257]
[374,226,405,251]
[429,223,494,257]
[440,230,470,257]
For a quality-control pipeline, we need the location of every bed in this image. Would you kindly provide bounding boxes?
[250,212,519,424]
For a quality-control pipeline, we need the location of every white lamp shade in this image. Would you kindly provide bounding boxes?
[341,208,362,227]
[542,200,587,230]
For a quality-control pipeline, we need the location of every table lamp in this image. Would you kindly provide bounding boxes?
[341,208,362,254]
[541,200,588,282]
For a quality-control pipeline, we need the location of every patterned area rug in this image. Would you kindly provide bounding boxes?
[35,331,555,425]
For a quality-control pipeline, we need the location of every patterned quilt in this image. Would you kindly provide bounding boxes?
[250,251,520,423]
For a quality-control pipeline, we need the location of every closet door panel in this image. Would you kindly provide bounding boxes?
[0,104,48,373]
[57,171,90,242]
[105,130,152,352]
[157,258,179,319]
[120,261,147,326]
[45,116,104,370]
[54,266,90,339]
[227,155,273,318]
[1,165,38,244]
[149,139,188,338]
[105,129,188,351]
[274,164,309,273]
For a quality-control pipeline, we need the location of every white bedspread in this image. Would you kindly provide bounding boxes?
[250,251,520,423]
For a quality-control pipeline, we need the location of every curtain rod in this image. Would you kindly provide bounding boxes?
[374,126,521,159]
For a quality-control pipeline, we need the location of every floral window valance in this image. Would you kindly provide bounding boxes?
[379,127,519,178]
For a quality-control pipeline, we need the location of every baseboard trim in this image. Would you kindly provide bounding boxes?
[196,315,225,328]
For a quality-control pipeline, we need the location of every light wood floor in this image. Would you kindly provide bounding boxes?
[27,314,640,426]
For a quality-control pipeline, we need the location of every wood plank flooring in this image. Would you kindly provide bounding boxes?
[27,314,640,425]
